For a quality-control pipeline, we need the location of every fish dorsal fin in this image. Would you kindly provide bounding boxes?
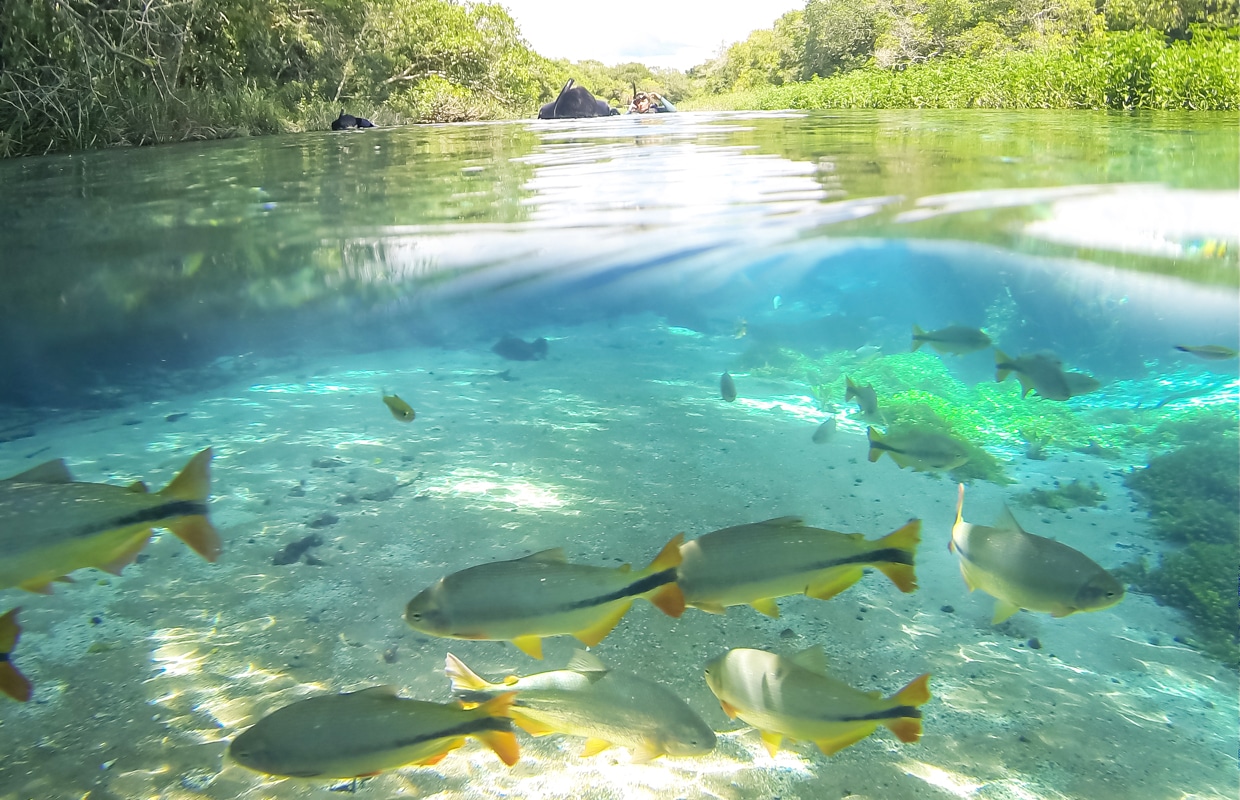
[127,481,150,493]
[566,650,610,678]
[351,685,400,699]
[516,548,567,564]
[789,646,829,675]
[6,459,74,484]
[758,516,805,529]
[993,505,1023,533]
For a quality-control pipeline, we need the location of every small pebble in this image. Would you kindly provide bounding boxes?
[940,605,955,613]
[1027,637,1042,650]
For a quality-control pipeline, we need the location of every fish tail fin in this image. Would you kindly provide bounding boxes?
[166,515,223,563]
[866,427,885,463]
[875,519,920,593]
[954,484,965,530]
[158,448,222,562]
[994,349,1011,383]
[473,692,521,765]
[0,608,33,702]
[444,653,495,696]
[845,375,857,399]
[648,583,686,618]
[884,673,931,744]
[645,533,685,573]
[911,325,925,351]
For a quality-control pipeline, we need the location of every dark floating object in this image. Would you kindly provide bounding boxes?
[720,371,737,402]
[273,533,324,566]
[492,335,548,361]
[165,412,187,423]
[538,79,619,119]
[331,111,375,130]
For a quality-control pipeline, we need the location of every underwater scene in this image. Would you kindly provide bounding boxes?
[0,110,1237,800]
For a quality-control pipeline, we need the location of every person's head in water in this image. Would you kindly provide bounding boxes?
[633,93,652,113]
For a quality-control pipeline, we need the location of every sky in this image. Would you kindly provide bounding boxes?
[495,0,805,71]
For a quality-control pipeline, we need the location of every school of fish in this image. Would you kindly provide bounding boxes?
[9,314,1209,788]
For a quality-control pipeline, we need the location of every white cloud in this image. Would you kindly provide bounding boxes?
[495,0,804,71]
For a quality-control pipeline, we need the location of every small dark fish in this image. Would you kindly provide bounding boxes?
[811,418,836,444]
[720,372,737,402]
[492,335,549,361]
[382,394,415,422]
[1174,344,1238,360]
[844,376,879,419]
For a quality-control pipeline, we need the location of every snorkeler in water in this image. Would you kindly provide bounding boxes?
[628,89,676,114]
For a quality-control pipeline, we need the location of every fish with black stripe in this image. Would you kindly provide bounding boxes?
[228,688,518,779]
[676,516,920,618]
[404,535,685,659]
[0,448,222,593]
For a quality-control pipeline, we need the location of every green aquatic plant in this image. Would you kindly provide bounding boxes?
[1124,438,1240,668]
[1123,542,1240,669]
[1125,439,1239,546]
[1014,479,1105,511]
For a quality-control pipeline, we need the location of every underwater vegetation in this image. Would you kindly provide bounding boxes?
[1124,438,1240,668]
[1015,479,1106,511]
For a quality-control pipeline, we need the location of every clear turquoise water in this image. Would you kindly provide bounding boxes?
[0,110,1236,799]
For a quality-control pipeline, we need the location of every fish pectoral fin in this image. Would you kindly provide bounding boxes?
[98,531,155,576]
[805,569,863,601]
[758,730,783,756]
[991,599,1022,624]
[648,583,686,618]
[476,729,520,766]
[717,699,740,719]
[166,515,223,563]
[815,726,874,756]
[1050,607,1076,618]
[689,601,728,615]
[631,741,663,764]
[511,636,544,660]
[573,602,632,648]
[511,712,559,736]
[581,738,613,758]
[749,597,780,618]
[884,716,924,744]
[789,646,828,675]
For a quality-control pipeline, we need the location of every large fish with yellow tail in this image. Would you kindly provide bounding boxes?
[703,647,930,757]
[950,484,1124,623]
[0,608,32,702]
[445,650,715,762]
[228,688,519,779]
[676,516,921,618]
[0,449,222,593]
[405,535,686,659]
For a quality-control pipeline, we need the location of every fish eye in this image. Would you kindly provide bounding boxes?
[408,612,422,620]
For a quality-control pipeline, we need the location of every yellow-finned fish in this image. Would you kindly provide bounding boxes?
[720,372,737,402]
[844,376,880,419]
[950,484,1124,623]
[1174,344,1238,360]
[676,516,920,618]
[0,448,222,593]
[445,651,715,762]
[405,535,686,659]
[382,393,415,422]
[994,349,1099,400]
[704,647,930,757]
[0,608,32,702]
[229,688,518,779]
[867,426,970,472]
[911,324,992,355]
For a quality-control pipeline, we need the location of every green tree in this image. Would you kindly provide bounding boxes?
[804,0,881,77]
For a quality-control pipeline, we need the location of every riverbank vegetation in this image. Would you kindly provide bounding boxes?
[684,0,1238,111]
[2,0,1236,156]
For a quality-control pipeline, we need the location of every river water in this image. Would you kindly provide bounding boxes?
[0,110,1236,800]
